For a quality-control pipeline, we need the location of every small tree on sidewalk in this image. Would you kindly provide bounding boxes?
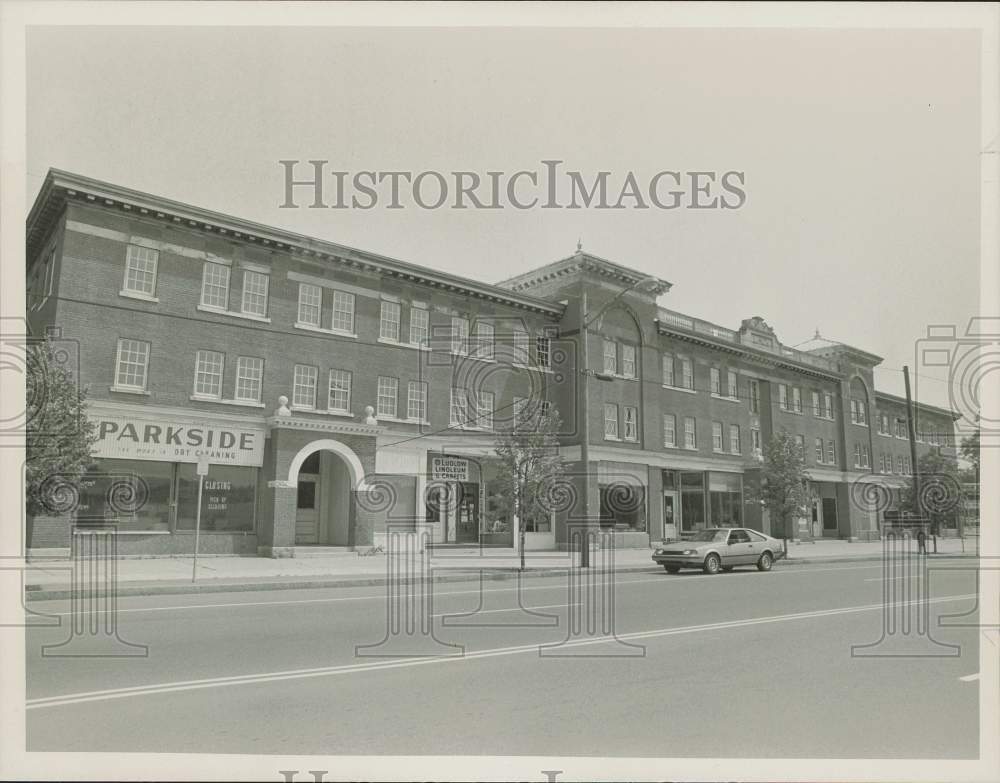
[900,448,962,536]
[748,430,811,539]
[494,403,565,570]
[26,337,97,516]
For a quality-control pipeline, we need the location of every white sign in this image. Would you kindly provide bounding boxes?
[90,414,265,467]
[196,454,210,476]
[432,456,469,482]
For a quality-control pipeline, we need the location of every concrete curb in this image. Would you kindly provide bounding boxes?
[23,551,978,602]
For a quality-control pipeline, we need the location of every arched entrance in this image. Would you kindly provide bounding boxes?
[286,439,367,547]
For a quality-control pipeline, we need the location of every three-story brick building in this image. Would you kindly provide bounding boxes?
[25,170,959,557]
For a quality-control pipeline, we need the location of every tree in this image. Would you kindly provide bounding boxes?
[493,403,565,570]
[901,448,962,536]
[749,430,811,539]
[960,426,980,484]
[26,337,97,517]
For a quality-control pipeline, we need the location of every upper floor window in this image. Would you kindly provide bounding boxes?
[792,387,802,413]
[663,413,676,448]
[536,335,551,368]
[474,322,495,361]
[293,364,318,409]
[712,421,724,452]
[850,399,868,426]
[730,425,741,455]
[476,391,495,430]
[513,329,530,364]
[895,418,907,439]
[861,445,870,468]
[680,357,693,390]
[749,379,760,413]
[603,340,617,375]
[328,369,352,413]
[331,290,355,333]
[123,244,158,297]
[235,356,264,404]
[380,301,401,342]
[711,368,722,396]
[409,306,429,348]
[795,434,805,456]
[815,437,824,463]
[604,403,619,439]
[114,338,150,392]
[751,427,761,454]
[407,381,427,421]
[823,393,834,419]
[194,350,225,399]
[622,345,637,379]
[684,416,697,449]
[297,283,322,327]
[662,353,675,387]
[451,316,470,355]
[623,406,638,441]
[727,370,737,399]
[853,443,862,468]
[778,383,788,411]
[29,248,56,310]
[812,390,821,417]
[377,376,398,418]
[450,388,469,427]
[200,262,230,309]
[241,269,269,317]
[826,440,836,465]
[879,413,890,435]
[896,455,904,474]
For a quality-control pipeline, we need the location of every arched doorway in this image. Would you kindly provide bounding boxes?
[286,440,367,547]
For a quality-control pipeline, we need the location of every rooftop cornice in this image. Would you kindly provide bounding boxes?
[873,390,961,420]
[498,251,672,296]
[27,169,565,317]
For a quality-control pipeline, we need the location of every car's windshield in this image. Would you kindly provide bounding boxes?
[689,529,727,542]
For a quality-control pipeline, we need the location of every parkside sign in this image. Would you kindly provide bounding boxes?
[92,414,265,467]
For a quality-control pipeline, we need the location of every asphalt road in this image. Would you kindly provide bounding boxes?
[24,560,982,758]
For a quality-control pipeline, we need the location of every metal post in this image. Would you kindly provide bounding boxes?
[579,289,591,568]
[903,367,929,548]
[192,455,209,583]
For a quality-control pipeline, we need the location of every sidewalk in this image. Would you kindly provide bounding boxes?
[22,536,978,601]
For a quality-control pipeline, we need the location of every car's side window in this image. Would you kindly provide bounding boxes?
[728,531,748,545]
[747,530,767,542]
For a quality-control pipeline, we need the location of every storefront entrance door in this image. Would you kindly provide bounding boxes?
[456,482,480,544]
[822,497,838,537]
[295,475,319,544]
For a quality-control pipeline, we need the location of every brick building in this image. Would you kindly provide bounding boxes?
[25,170,959,557]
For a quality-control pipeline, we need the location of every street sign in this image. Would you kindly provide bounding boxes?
[196,454,210,476]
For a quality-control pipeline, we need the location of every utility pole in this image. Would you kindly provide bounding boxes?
[579,288,591,568]
[903,366,932,551]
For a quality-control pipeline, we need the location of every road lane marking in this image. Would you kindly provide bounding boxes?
[26,592,975,710]
[27,564,896,618]
[958,673,980,681]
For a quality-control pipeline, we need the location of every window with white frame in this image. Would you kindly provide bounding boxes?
[536,335,551,368]
[895,418,907,438]
[332,290,355,333]
[778,383,788,410]
[513,330,530,364]
[879,413,889,435]
[623,406,638,441]
[452,317,470,355]
[474,322,495,360]
[603,340,617,375]
[730,425,741,454]
[827,440,836,465]
[297,283,322,326]
[711,368,722,396]
[328,369,352,413]
[815,437,824,462]
[681,357,693,390]
[792,387,802,413]
[407,381,427,421]
[896,455,904,473]
[712,421,724,452]
[235,356,263,403]
[684,416,697,449]
[450,388,469,426]
[512,396,528,425]
[200,262,230,309]
[194,350,224,398]
[123,244,158,296]
[851,399,868,425]
[476,391,495,429]
[604,404,619,439]
[823,393,833,419]
[861,445,870,468]
[812,390,821,416]
[293,364,318,409]
[380,301,401,342]
[662,353,675,386]
[749,379,760,413]
[663,413,676,447]
[751,427,761,454]
[879,453,886,473]
[727,370,737,399]
[409,307,429,347]
[241,269,269,317]
[114,338,150,391]
[853,443,862,468]
[622,345,636,378]
[377,376,398,418]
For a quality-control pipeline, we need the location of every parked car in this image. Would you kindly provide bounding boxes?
[652,527,785,574]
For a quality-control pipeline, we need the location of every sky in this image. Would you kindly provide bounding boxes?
[25,24,983,411]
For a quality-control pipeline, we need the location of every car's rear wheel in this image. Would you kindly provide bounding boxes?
[663,565,680,574]
[757,551,773,572]
[703,553,721,574]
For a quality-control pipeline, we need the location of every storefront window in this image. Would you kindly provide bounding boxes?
[75,459,172,532]
[680,471,706,531]
[599,482,646,531]
[708,472,743,526]
[176,464,257,532]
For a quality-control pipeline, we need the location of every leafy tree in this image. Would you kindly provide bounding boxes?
[901,448,962,535]
[25,337,97,517]
[748,430,811,539]
[493,403,565,570]
[960,426,980,484]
